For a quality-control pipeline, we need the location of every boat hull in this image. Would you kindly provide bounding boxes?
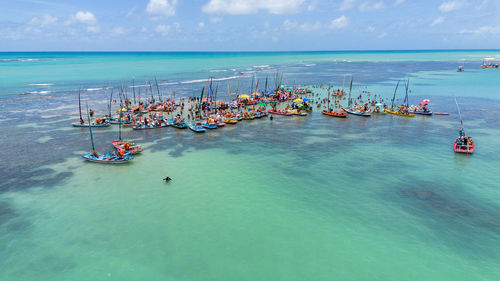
[343,108,371,117]
[72,122,110,127]
[111,140,143,155]
[321,110,347,118]
[454,139,475,154]
[82,153,134,163]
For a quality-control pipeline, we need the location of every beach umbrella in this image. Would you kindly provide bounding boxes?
[375,103,383,107]
[238,94,250,99]
[303,98,310,102]
[256,102,266,106]
[422,99,430,103]
[293,98,303,103]
[251,92,260,96]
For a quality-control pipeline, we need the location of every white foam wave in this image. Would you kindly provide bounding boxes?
[253,65,270,68]
[29,83,54,86]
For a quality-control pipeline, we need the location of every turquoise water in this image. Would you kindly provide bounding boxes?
[1,51,500,280]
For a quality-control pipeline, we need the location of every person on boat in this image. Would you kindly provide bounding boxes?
[124,142,131,150]
[163,176,172,182]
[117,149,125,157]
[91,150,99,157]
[89,109,94,117]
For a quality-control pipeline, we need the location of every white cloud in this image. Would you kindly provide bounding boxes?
[67,11,99,33]
[378,32,387,38]
[29,14,58,26]
[111,27,126,35]
[283,16,348,31]
[147,0,177,18]
[394,0,405,6]
[459,25,500,36]
[73,11,97,25]
[339,0,356,11]
[329,15,349,29]
[359,1,385,11]
[439,1,462,12]
[155,24,171,35]
[431,16,444,26]
[199,22,205,28]
[202,0,306,15]
[366,25,375,32]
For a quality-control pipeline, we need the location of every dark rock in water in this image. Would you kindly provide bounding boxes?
[402,188,471,217]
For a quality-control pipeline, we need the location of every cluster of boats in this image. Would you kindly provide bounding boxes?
[75,76,475,164]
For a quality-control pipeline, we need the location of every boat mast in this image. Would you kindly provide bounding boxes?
[132,79,136,104]
[348,78,353,108]
[454,96,465,133]
[391,80,400,109]
[119,98,123,141]
[155,76,161,102]
[78,88,83,123]
[404,78,410,108]
[86,103,95,151]
[108,89,113,118]
[229,80,233,103]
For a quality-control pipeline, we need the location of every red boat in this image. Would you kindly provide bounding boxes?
[453,137,474,154]
[321,110,347,118]
[268,109,293,116]
[111,140,143,155]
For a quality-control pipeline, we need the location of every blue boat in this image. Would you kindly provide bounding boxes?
[82,152,134,163]
[188,121,206,133]
[201,122,218,129]
[167,119,188,129]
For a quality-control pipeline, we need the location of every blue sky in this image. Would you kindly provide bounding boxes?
[0,0,499,51]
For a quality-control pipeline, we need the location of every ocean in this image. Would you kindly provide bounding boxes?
[0,50,499,280]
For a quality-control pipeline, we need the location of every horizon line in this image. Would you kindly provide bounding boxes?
[2,48,500,53]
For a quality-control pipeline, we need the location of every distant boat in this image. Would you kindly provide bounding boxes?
[453,97,475,154]
[480,58,499,69]
[342,78,371,117]
[457,66,464,72]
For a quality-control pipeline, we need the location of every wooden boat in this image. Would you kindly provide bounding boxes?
[111,140,143,154]
[287,110,307,116]
[412,110,433,116]
[201,122,218,129]
[223,118,238,124]
[215,122,226,127]
[132,122,168,130]
[82,152,134,163]
[343,78,370,117]
[453,138,475,154]
[189,121,206,133]
[167,119,188,129]
[82,104,134,164]
[321,110,347,118]
[385,109,415,117]
[453,97,475,154]
[243,115,255,120]
[268,109,293,116]
[343,108,371,117]
[72,122,110,127]
[434,112,449,115]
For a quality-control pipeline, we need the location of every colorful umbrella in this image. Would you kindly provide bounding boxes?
[238,94,250,98]
[293,98,303,103]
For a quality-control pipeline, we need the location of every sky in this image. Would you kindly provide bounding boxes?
[0,0,499,51]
